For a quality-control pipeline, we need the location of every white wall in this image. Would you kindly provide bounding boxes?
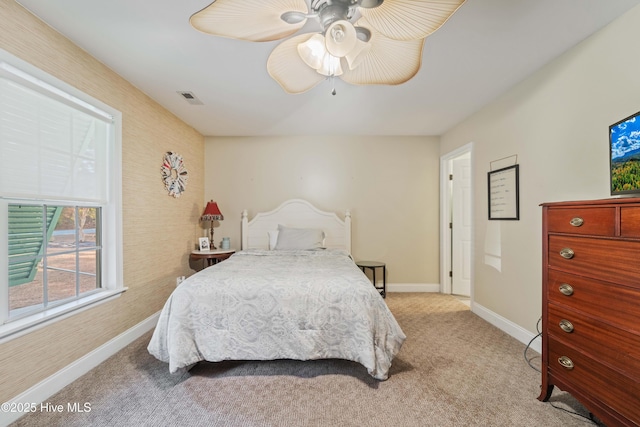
[204,135,441,287]
[440,5,640,332]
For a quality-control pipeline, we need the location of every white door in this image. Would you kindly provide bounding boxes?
[452,154,471,296]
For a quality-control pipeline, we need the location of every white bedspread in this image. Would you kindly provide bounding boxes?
[148,249,406,380]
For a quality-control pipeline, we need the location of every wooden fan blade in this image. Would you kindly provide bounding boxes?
[267,34,327,94]
[359,0,465,41]
[341,22,424,86]
[190,0,308,42]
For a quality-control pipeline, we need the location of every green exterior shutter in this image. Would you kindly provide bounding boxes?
[8,205,62,287]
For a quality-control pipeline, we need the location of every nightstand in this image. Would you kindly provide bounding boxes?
[357,261,386,298]
[190,249,235,269]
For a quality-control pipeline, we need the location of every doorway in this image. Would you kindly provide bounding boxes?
[440,143,473,300]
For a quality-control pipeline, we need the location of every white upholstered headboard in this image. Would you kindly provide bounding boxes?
[241,199,351,252]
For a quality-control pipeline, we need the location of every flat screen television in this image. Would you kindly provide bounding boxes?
[610,110,640,196]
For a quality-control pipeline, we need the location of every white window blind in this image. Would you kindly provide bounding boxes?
[0,62,112,203]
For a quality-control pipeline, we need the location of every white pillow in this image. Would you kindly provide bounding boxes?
[274,224,325,250]
[268,230,279,250]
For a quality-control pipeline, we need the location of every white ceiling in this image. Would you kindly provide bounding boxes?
[16,0,640,137]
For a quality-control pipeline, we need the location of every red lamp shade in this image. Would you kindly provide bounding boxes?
[201,201,223,221]
[201,201,223,250]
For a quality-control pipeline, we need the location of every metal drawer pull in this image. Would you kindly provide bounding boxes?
[559,283,574,296]
[559,248,574,259]
[559,319,574,333]
[558,356,574,370]
[569,217,584,227]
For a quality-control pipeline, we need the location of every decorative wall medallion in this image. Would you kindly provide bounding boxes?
[161,151,188,198]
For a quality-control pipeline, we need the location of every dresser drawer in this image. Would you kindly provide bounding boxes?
[546,207,616,236]
[548,305,640,380]
[548,270,640,332]
[548,338,640,424]
[621,206,640,238]
[548,235,640,287]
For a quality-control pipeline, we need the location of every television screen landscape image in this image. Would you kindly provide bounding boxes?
[610,110,640,195]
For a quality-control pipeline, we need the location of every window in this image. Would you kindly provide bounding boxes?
[8,205,101,318]
[0,49,123,340]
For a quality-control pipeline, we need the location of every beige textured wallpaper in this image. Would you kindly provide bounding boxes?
[204,135,441,285]
[0,0,204,402]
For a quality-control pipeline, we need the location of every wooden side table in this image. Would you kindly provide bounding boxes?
[357,261,386,298]
[190,249,235,269]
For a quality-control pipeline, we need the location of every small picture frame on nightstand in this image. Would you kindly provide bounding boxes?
[198,237,210,251]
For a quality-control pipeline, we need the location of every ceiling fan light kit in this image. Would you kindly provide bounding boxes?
[190,0,466,94]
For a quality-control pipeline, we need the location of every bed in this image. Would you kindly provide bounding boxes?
[148,199,406,380]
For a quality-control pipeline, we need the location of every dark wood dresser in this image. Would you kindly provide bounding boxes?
[539,198,640,426]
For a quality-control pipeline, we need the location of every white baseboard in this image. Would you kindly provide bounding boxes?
[1,312,160,427]
[472,302,541,354]
[387,283,440,293]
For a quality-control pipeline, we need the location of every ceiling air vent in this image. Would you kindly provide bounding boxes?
[177,91,204,105]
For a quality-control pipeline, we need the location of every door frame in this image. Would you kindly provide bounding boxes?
[440,142,474,300]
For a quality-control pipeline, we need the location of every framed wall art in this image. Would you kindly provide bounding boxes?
[488,164,519,220]
[198,237,210,251]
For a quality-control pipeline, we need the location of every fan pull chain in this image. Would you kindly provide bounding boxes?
[330,75,337,96]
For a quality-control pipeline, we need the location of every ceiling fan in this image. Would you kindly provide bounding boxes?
[190,0,466,94]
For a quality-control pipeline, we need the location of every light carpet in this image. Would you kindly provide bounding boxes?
[11,293,600,426]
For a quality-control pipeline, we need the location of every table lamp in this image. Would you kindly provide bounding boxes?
[201,200,223,249]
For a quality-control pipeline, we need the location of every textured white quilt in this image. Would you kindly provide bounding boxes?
[148,249,406,380]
